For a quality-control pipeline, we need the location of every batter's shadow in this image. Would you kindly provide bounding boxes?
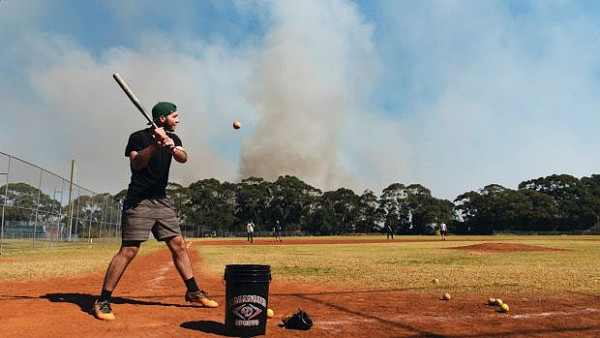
[181,320,227,336]
[41,292,201,318]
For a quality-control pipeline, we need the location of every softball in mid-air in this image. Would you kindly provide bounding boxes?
[233,120,241,130]
[266,308,274,318]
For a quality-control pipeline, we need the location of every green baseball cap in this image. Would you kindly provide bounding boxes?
[151,102,177,123]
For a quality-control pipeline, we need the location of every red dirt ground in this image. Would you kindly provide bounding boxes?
[1,239,599,337]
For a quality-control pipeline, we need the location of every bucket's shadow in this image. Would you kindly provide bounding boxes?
[180,320,226,335]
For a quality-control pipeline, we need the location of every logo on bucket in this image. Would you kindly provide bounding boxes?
[230,295,266,327]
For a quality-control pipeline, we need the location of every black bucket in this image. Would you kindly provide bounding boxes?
[224,264,271,337]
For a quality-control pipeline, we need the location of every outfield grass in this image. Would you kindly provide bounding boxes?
[196,235,600,295]
[1,236,599,296]
[0,239,163,281]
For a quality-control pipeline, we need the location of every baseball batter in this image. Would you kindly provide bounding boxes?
[93,102,218,321]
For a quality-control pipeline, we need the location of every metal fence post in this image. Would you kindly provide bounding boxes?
[100,197,106,240]
[32,168,43,248]
[0,158,10,255]
[116,200,122,243]
[108,198,113,239]
[87,194,95,244]
[52,188,63,242]
[67,160,76,241]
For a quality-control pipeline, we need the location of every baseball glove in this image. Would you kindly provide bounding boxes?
[281,309,313,330]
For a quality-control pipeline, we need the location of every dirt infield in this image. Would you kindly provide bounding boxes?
[1,239,599,337]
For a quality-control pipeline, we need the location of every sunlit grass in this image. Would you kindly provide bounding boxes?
[1,235,598,296]
[196,236,600,295]
[0,239,163,281]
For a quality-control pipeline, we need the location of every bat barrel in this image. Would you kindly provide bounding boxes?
[112,72,158,129]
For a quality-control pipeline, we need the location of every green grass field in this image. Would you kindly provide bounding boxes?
[1,236,599,296]
[198,235,600,295]
[0,239,164,280]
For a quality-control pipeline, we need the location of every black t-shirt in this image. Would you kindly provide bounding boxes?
[123,128,182,208]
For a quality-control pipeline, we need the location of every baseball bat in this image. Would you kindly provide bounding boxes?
[112,72,158,129]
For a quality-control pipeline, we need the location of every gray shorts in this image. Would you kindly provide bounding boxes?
[122,198,181,241]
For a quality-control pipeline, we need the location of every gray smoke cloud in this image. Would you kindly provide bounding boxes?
[240,0,378,191]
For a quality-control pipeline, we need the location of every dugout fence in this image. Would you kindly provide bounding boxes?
[0,151,122,255]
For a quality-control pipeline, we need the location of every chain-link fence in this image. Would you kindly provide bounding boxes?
[0,151,122,254]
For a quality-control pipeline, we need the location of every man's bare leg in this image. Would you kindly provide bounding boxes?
[102,245,140,291]
[94,244,140,321]
[166,235,193,280]
[166,235,218,308]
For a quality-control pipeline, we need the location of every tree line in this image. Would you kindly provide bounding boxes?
[145,173,600,235]
[3,173,600,237]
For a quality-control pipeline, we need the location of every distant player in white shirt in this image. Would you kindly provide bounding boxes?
[247,220,255,244]
[439,222,447,241]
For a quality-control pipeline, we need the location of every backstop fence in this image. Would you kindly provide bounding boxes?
[0,151,122,254]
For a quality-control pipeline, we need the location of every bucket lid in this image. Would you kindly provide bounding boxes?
[225,264,270,271]
[225,264,271,280]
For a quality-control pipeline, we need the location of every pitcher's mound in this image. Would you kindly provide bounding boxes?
[448,242,565,253]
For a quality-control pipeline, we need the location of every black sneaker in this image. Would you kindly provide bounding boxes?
[93,300,115,321]
[185,290,219,308]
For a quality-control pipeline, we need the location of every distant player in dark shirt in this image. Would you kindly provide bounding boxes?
[386,224,394,240]
[275,220,283,242]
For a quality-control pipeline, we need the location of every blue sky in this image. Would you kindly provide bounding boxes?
[1,0,600,200]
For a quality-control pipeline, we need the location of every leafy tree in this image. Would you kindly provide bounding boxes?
[166,182,190,223]
[379,183,455,235]
[519,174,596,230]
[269,175,321,232]
[404,184,436,234]
[454,190,485,234]
[0,183,54,223]
[379,183,411,234]
[235,177,273,230]
[114,189,128,202]
[456,184,559,234]
[356,190,383,232]
[454,185,509,234]
[188,179,236,236]
[517,189,558,231]
[311,188,359,235]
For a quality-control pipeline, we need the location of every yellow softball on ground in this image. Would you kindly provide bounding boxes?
[266,308,274,318]
[500,303,509,312]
